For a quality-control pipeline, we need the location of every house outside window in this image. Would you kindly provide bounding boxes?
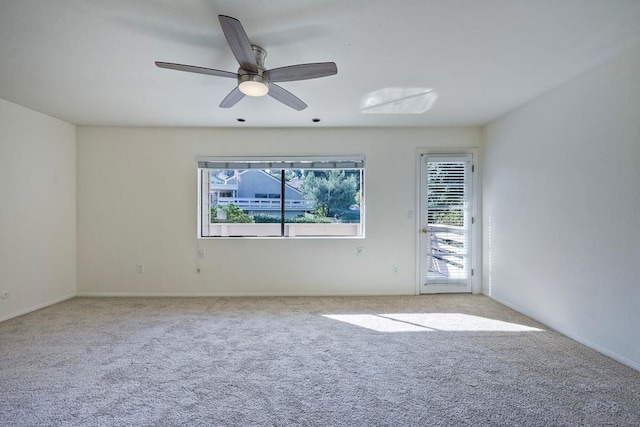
[198,156,364,238]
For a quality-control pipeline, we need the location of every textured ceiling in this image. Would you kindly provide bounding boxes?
[1,0,640,127]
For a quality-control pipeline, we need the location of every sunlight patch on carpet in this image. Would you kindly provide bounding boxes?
[322,313,544,333]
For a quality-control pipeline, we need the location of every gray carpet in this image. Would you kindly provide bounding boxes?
[0,295,638,426]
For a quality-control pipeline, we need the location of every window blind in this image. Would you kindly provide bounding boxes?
[426,159,471,285]
[197,155,365,170]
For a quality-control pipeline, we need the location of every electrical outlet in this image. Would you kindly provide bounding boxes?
[1,291,9,300]
[393,265,399,274]
[198,248,206,258]
[136,264,144,274]
[357,247,364,257]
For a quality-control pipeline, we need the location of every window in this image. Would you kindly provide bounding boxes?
[198,156,365,238]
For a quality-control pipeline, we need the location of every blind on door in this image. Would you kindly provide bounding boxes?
[426,159,471,285]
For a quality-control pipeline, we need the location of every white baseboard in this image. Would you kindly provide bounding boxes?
[0,293,76,323]
[76,291,414,298]
[487,294,640,372]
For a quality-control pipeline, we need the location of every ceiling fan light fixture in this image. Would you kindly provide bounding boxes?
[238,74,269,97]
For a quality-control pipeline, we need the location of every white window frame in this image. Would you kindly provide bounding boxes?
[197,155,365,239]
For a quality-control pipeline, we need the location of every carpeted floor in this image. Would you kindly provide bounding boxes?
[0,295,638,426]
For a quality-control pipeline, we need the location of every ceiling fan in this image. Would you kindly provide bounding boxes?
[155,15,337,111]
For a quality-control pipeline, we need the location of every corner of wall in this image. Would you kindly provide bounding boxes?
[0,98,78,322]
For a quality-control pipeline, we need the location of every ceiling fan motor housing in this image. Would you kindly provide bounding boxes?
[238,45,269,96]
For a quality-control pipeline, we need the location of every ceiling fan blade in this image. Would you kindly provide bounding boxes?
[155,62,237,79]
[266,62,337,82]
[218,15,258,73]
[268,84,307,111]
[219,86,245,108]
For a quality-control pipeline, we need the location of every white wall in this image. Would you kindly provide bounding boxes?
[0,99,76,321]
[482,44,640,369]
[77,127,479,296]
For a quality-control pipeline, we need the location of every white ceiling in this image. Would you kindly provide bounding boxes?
[1,0,640,128]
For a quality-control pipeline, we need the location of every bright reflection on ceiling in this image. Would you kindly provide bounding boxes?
[322,313,543,333]
[360,87,438,114]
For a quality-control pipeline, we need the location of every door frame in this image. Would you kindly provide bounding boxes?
[415,148,481,294]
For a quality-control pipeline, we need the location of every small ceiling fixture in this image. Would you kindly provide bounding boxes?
[236,118,246,122]
[312,118,321,123]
